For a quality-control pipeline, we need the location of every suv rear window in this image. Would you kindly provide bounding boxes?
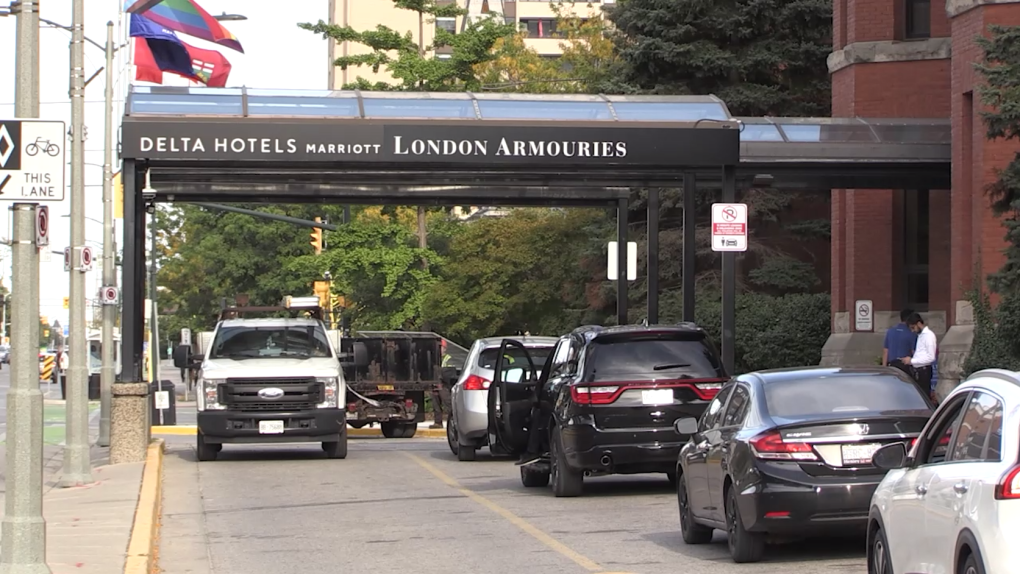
[584,333,725,382]
[763,375,932,419]
[478,345,553,369]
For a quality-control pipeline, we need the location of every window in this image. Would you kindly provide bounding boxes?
[583,333,725,382]
[903,189,930,310]
[209,325,332,359]
[763,374,931,419]
[905,0,931,39]
[949,392,1004,462]
[722,384,751,427]
[521,18,558,38]
[478,345,554,370]
[435,17,456,35]
[918,394,969,465]
[699,386,733,432]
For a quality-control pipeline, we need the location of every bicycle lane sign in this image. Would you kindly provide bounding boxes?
[0,119,67,202]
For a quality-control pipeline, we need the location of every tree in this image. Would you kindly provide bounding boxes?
[607,0,832,116]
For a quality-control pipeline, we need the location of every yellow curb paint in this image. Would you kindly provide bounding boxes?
[407,453,604,572]
[124,438,164,574]
[150,425,446,439]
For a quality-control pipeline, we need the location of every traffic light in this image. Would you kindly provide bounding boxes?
[62,297,69,310]
[310,217,323,254]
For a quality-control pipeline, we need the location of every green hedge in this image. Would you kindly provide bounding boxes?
[692,292,831,374]
[964,290,1020,375]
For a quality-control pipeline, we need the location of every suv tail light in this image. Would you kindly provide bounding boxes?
[749,431,819,461]
[463,375,490,391]
[571,386,620,404]
[995,465,1020,500]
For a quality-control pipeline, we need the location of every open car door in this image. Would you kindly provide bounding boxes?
[487,339,543,455]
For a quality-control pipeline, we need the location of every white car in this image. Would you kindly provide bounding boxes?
[867,368,1020,574]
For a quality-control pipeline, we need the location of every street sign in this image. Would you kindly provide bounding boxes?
[79,246,93,272]
[63,247,71,272]
[62,324,69,337]
[607,241,638,281]
[855,299,873,332]
[711,203,748,252]
[35,205,48,246]
[0,120,67,201]
[100,285,119,306]
[180,328,192,346]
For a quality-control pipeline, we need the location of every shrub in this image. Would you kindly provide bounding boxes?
[963,289,1020,376]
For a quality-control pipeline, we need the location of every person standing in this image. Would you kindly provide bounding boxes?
[431,340,453,429]
[883,308,917,375]
[901,313,937,397]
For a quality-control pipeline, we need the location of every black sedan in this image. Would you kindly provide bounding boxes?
[673,366,935,563]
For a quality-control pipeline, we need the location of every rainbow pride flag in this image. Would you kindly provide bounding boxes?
[124,0,243,53]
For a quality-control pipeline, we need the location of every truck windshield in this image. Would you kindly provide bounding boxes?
[209,325,332,359]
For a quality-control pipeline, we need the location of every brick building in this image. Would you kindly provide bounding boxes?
[822,0,1020,394]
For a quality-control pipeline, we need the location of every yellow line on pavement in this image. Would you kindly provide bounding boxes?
[406,453,606,573]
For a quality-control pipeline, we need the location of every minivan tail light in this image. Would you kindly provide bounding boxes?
[571,386,620,405]
[995,465,1020,500]
[749,431,818,461]
[463,375,490,391]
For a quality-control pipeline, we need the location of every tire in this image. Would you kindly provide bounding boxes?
[348,421,368,429]
[196,432,217,462]
[446,419,460,456]
[521,465,550,488]
[550,426,583,497]
[960,552,984,574]
[725,485,764,563]
[381,421,401,438]
[678,472,713,544]
[868,525,894,574]
[667,471,677,488]
[323,432,348,459]
[400,423,417,438]
[457,443,477,461]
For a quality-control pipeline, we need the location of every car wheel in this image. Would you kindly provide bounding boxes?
[446,418,460,456]
[868,525,893,574]
[457,443,477,461]
[381,421,401,438]
[666,471,678,488]
[521,465,550,488]
[678,472,713,544]
[725,485,764,563]
[323,431,348,459]
[550,426,583,497]
[400,423,417,438]
[960,552,984,574]
[196,432,217,462]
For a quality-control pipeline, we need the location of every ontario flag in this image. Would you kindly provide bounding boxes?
[124,0,244,53]
[130,13,231,87]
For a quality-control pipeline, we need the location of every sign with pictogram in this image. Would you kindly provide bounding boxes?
[79,246,94,272]
[711,203,748,252]
[855,299,873,332]
[0,119,67,201]
[100,285,119,306]
[35,205,49,246]
[63,247,71,272]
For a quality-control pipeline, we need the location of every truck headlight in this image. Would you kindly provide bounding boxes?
[317,377,339,408]
[198,378,225,411]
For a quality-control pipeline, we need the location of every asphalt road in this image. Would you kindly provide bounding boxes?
[158,437,867,574]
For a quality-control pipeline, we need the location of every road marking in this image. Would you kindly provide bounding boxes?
[406,453,609,573]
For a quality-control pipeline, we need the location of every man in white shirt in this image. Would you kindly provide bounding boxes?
[901,313,937,398]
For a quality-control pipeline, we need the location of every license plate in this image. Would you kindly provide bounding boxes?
[258,420,284,434]
[345,411,359,419]
[641,389,673,405]
[841,443,882,466]
[377,385,394,391]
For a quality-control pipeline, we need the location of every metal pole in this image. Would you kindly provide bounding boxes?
[120,162,143,383]
[647,188,659,324]
[720,166,737,376]
[98,21,115,447]
[14,0,40,119]
[0,205,51,574]
[60,0,94,488]
[682,173,697,323]
[150,216,162,425]
[616,198,628,326]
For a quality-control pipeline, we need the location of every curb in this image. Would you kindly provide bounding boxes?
[124,438,165,574]
[150,425,447,438]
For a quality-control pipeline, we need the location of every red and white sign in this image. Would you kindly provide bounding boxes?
[79,246,93,272]
[100,285,119,306]
[35,205,48,247]
[855,299,873,332]
[711,203,748,252]
[63,247,71,272]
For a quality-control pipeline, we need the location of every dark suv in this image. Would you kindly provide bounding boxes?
[487,323,727,497]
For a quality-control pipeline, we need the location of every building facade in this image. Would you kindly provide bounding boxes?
[326,0,610,87]
[822,0,1020,394]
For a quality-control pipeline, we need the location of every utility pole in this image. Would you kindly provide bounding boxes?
[14,0,40,119]
[98,21,116,447]
[60,0,94,488]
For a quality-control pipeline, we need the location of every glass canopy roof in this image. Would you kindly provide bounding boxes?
[124,86,952,145]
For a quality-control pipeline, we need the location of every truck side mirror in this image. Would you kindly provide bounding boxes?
[172,344,191,369]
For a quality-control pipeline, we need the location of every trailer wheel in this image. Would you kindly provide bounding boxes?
[400,423,417,438]
[381,421,401,438]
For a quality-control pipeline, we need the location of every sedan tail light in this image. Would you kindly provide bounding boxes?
[995,465,1020,500]
[463,375,490,391]
[749,431,819,461]
[570,386,620,405]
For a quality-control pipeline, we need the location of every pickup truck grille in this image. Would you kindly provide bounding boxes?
[221,377,322,412]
